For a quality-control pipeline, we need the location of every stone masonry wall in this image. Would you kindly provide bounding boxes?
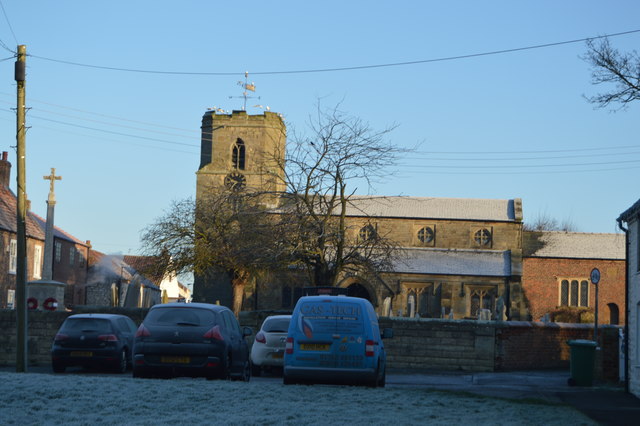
[1,308,622,382]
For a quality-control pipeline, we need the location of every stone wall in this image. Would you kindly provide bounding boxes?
[1,308,622,382]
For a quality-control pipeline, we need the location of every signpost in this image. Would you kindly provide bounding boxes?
[590,268,600,344]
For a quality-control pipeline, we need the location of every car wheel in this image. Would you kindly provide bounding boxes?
[113,349,127,374]
[377,363,386,388]
[132,365,147,379]
[219,353,231,380]
[52,361,65,373]
[283,373,296,385]
[251,362,261,377]
[233,359,251,382]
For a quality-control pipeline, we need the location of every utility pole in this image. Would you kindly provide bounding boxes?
[15,45,27,372]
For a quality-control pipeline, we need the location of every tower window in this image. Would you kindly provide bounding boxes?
[232,139,245,170]
[359,224,377,241]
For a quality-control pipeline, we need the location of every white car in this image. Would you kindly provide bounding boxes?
[250,315,291,376]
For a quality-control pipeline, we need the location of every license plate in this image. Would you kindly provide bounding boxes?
[70,351,93,357]
[300,343,330,351]
[272,352,284,359]
[161,356,191,364]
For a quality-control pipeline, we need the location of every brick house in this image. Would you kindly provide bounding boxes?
[522,231,625,325]
[0,152,90,309]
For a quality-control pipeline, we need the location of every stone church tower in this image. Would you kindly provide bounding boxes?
[193,110,287,304]
[196,110,286,202]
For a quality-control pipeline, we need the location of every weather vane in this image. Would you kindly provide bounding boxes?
[229,71,260,111]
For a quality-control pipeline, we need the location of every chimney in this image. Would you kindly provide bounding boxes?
[0,151,11,188]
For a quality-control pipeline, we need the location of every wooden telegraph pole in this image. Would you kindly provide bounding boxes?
[15,45,27,372]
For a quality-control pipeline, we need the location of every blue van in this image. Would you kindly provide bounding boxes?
[283,295,392,387]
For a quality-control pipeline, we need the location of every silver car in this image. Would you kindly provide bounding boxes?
[250,315,291,376]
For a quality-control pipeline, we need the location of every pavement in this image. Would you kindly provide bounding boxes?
[387,369,640,426]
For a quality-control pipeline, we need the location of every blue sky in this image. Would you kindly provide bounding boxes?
[0,1,638,258]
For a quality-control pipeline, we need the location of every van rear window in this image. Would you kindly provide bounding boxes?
[297,302,363,335]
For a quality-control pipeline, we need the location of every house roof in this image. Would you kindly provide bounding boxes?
[88,251,160,290]
[344,196,521,222]
[619,198,640,224]
[523,231,625,260]
[391,247,512,276]
[0,185,87,246]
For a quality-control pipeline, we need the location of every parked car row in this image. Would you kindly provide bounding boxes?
[50,295,392,387]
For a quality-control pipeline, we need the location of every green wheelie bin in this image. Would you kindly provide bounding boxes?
[567,339,597,386]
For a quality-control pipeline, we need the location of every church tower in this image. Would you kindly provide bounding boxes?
[194,109,286,305]
[196,110,286,203]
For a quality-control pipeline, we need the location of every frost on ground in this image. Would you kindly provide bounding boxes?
[0,372,595,425]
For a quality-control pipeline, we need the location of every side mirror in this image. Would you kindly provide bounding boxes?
[242,326,253,337]
[382,328,393,339]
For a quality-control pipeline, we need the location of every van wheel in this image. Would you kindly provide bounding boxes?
[377,363,386,388]
[283,374,295,385]
[251,363,261,377]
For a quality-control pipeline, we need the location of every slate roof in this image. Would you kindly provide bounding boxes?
[344,196,520,222]
[523,231,625,260]
[391,247,512,276]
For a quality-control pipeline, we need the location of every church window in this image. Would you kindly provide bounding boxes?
[359,224,377,241]
[232,139,246,170]
[559,279,589,307]
[417,226,434,245]
[469,287,495,318]
[474,228,492,246]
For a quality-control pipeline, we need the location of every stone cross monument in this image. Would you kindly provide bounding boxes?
[42,168,61,281]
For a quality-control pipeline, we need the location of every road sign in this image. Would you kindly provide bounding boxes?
[590,268,600,285]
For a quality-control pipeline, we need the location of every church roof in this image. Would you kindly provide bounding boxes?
[391,247,512,276]
[345,196,521,222]
[523,231,624,260]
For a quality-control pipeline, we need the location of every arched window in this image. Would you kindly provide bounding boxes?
[232,139,245,170]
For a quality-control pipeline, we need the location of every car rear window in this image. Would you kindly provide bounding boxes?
[262,318,290,333]
[144,307,216,327]
[297,301,363,334]
[62,318,112,333]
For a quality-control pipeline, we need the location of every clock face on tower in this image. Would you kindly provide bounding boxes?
[224,172,246,191]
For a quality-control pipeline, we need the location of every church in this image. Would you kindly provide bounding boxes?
[193,109,529,321]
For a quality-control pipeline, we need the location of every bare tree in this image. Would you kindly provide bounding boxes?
[524,212,577,232]
[583,37,640,110]
[272,104,409,286]
[141,190,289,314]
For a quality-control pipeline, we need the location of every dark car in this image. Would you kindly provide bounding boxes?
[51,313,138,374]
[132,303,252,381]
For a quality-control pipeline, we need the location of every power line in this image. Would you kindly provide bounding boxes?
[26,29,640,76]
[0,0,18,48]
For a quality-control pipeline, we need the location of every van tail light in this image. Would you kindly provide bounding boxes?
[135,324,151,338]
[365,340,375,357]
[285,337,293,354]
[203,325,224,341]
[98,334,119,342]
[54,333,69,342]
[255,332,266,344]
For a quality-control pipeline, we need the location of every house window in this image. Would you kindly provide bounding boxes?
[9,239,17,274]
[474,228,492,246]
[55,241,62,262]
[359,224,377,241]
[232,139,245,170]
[33,245,42,279]
[78,251,85,267]
[560,279,589,307]
[7,289,15,309]
[417,226,434,245]
[69,248,75,266]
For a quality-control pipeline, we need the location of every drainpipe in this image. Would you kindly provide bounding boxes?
[617,217,629,394]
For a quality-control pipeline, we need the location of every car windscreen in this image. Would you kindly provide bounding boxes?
[297,301,363,334]
[262,318,290,333]
[61,318,112,333]
[144,307,216,327]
